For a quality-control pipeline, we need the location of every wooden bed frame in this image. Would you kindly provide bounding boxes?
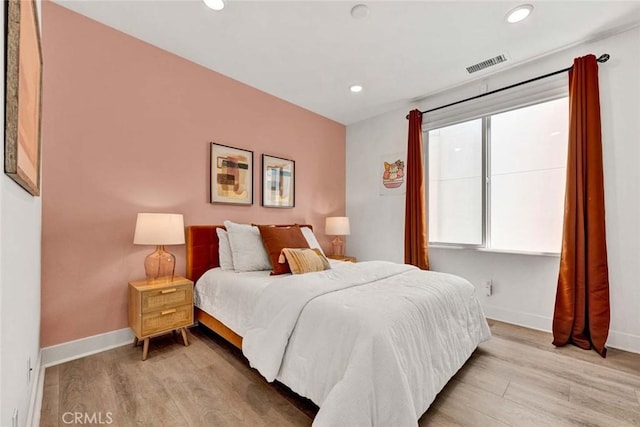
[185,224,313,350]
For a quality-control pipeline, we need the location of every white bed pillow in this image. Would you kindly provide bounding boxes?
[301,226,325,255]
[223,220,272,272]
[216,228,234,270]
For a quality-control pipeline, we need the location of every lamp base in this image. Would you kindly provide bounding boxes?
[331,236,344,257]
[144,245,176,282]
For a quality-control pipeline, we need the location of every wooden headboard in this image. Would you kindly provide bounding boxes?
[186,224,314,283]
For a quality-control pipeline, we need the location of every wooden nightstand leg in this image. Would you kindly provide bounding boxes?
[180,328,189,347]
[142,338,150,361]
[132,336,139,348]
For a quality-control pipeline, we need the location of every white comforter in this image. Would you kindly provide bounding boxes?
[242,261,491,427]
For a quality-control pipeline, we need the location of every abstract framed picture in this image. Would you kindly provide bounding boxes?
[4,0,43,196]
[262,154,295,208]
[210,143,253,205]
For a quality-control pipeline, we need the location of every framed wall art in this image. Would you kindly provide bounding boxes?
[4,0,43,196]
[210,142,253,205]
[379,152,406,196]
[262,154,294,208]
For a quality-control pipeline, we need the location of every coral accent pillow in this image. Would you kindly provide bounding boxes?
[280,248,331,274]
[258,225,309,275]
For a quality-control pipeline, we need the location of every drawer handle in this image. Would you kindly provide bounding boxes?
[161,288,177,294]
[161,309,177,315]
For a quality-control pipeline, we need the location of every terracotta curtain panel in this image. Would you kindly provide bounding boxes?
[404,109,429,270]
[552,55,610,357]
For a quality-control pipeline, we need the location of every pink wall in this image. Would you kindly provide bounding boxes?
[40,3,345,347]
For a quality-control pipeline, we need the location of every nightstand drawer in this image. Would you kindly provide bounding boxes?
[141,304,193,336]
[141,284,192,314]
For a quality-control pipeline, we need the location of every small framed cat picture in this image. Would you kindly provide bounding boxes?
[380,153,406,196]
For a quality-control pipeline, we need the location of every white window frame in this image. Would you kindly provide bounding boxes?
[424,73,568,255]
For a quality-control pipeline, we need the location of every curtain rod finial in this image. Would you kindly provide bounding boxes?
[597,54,610,63]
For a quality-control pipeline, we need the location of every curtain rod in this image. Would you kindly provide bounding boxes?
[405,53,610,119]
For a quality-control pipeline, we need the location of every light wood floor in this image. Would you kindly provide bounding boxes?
[40,320,640,426]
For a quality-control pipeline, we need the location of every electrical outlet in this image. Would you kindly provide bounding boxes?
[12,408,18,427]
[485,280,493,296]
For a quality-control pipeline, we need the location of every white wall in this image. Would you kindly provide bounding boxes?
[346,26,640,353]
[0,3,43,426]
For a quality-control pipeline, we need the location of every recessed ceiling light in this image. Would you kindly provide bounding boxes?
[349,84,363,93]
[506,4,533,23]
[351,4,369,20]
[203,0,224,11]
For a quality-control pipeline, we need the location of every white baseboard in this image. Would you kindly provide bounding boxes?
[484,304,553,333]
[26,352,43,427]
[484,304,640,354]
[41,327,134,368]
[607,329,640,354]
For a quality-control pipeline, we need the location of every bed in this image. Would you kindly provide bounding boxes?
[186,224,491,426]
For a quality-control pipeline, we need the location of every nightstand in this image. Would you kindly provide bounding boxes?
[327,255,357,263]
[128,276,194,361]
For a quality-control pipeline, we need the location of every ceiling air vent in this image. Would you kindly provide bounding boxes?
[466,54,508,74]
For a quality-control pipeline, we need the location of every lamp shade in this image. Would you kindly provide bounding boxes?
[133,213,185,245]
[325,216,350,236]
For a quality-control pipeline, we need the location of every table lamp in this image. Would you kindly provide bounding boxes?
[133,213,185,281]
[325,216,350,256]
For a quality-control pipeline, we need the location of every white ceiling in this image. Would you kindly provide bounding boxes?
[53,0,640,125]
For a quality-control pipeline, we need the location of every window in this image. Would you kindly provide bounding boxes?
[428,119,483,245]
[427,97,568,253]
